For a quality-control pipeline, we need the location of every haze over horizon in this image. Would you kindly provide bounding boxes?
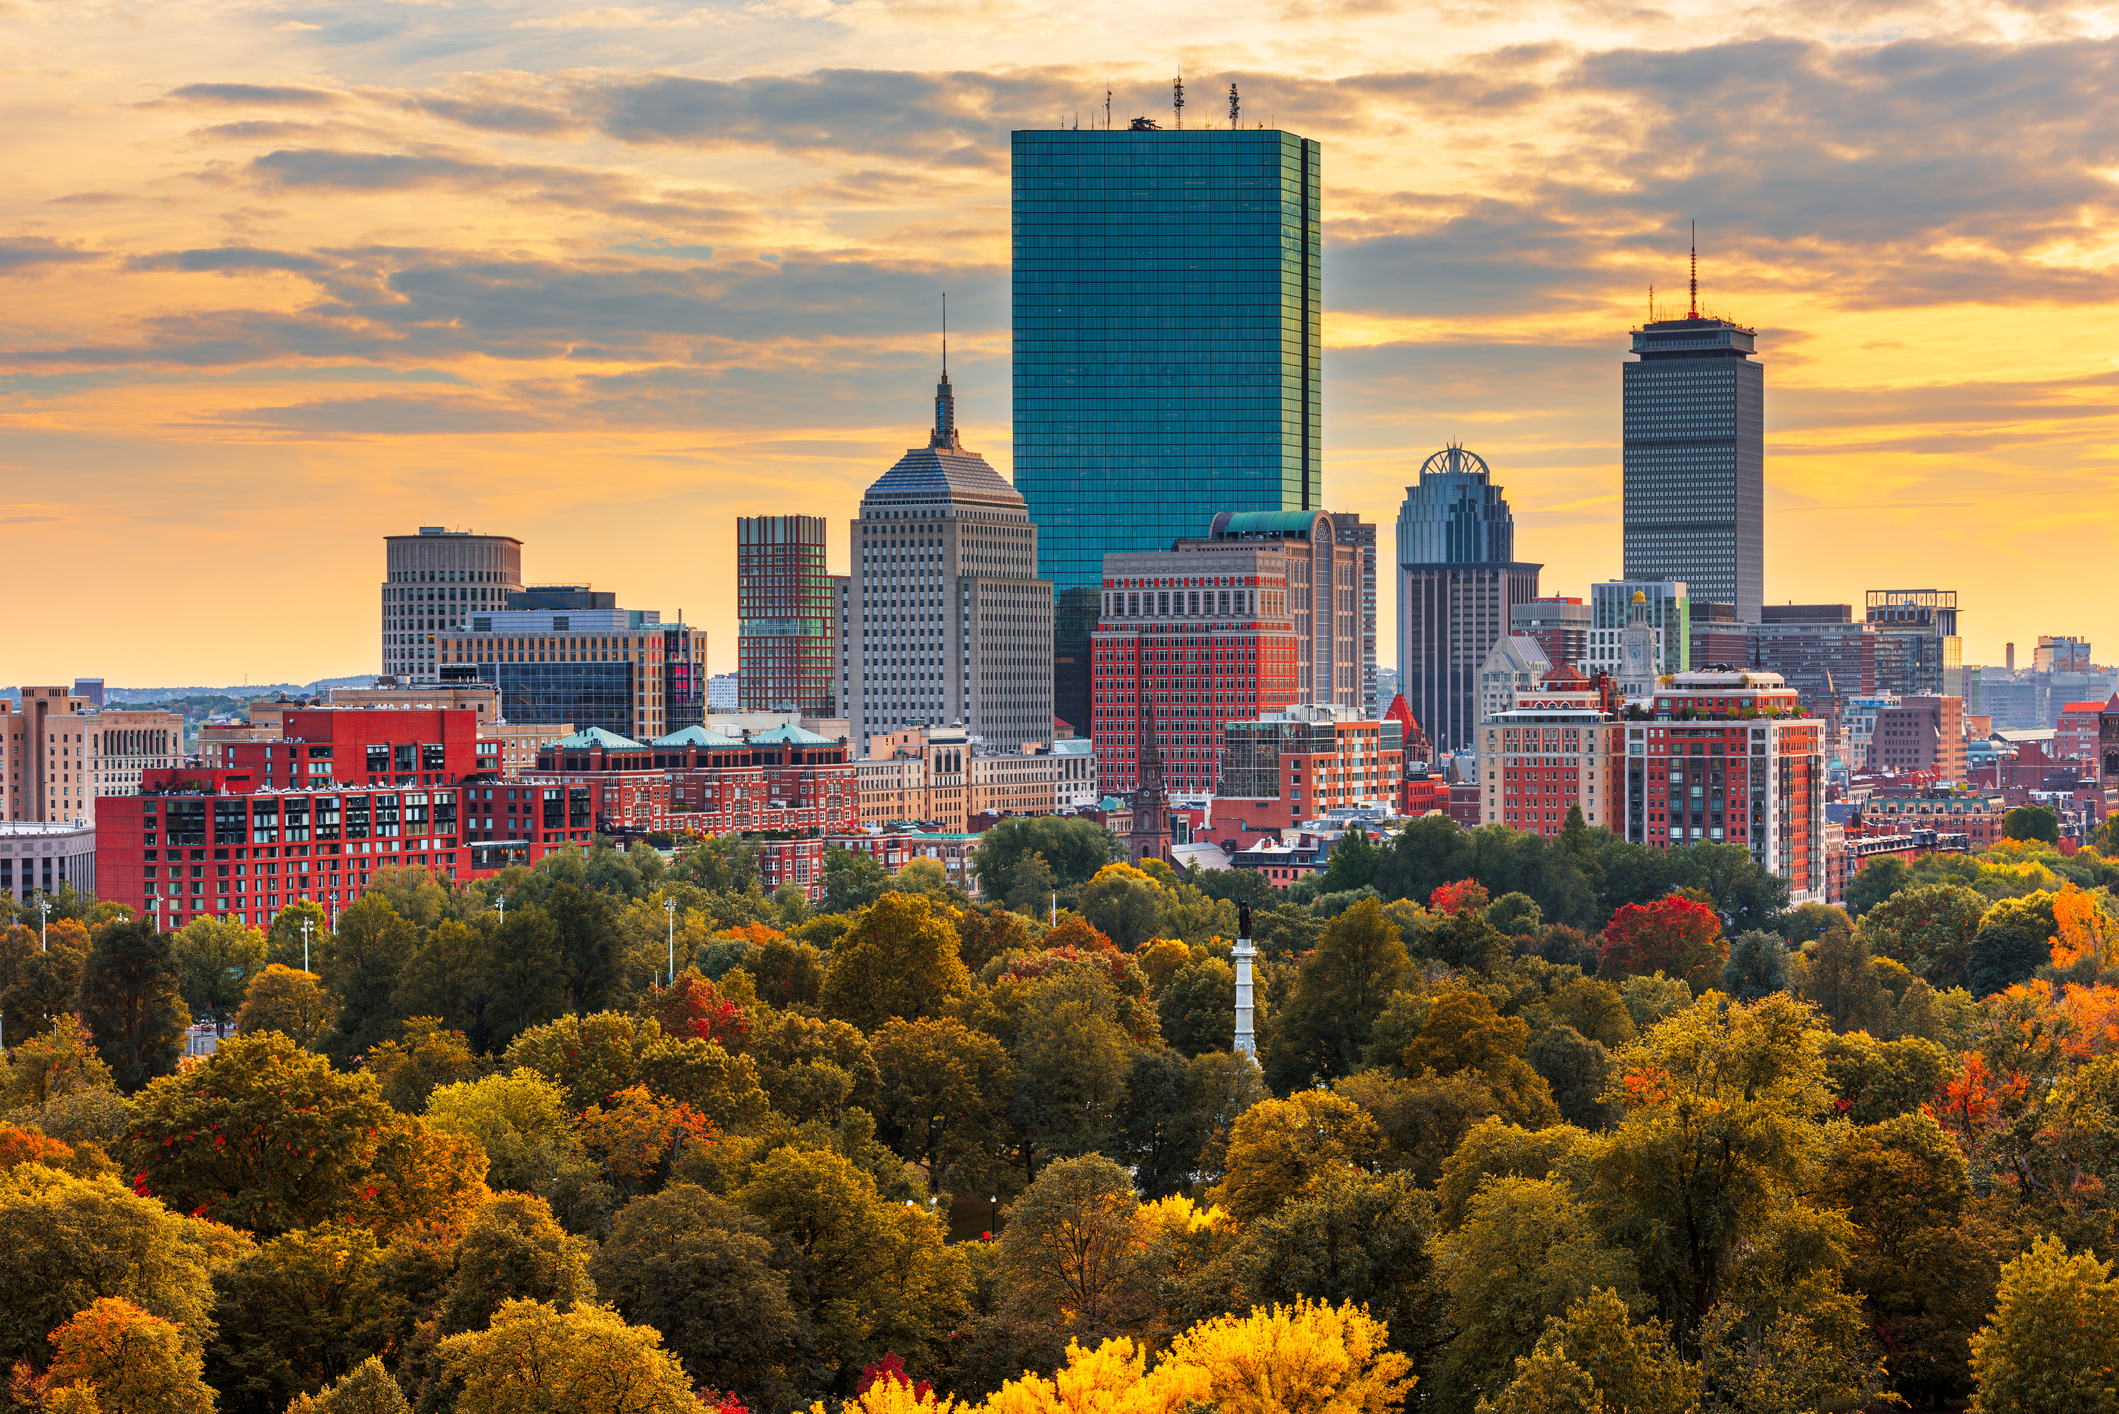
[6,0,2117,684]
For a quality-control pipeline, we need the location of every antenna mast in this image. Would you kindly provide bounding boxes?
[941,291,947,374]
[1105,88,1112,129]
[1688,220,1698,319]
[1173,74,1184,128]
[1229,83,1240,128]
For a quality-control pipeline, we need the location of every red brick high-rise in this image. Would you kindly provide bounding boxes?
[737,515,836,716]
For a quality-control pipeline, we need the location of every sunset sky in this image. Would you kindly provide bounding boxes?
[5,0,2118,687]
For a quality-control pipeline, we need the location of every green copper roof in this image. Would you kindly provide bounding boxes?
[1209,510,1323,541]
[556,726,645,749]
[652,726,743,748]
[751,724,837,746]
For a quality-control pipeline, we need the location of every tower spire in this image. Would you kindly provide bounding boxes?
[1688,220,1698,319]
[930,292,960,451]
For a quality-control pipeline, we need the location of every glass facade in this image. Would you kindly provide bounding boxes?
[483,662,635,738]
[1622,318,1764,623]
[1013,127,1322,731]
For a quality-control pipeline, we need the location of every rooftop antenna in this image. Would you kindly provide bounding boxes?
[941,291,947,374]
[1649,284,1655,323]
[1174,73,1184,128]
[1688,220,1698,319]
[1105,88,1112,129]
[1229,83,1240,128]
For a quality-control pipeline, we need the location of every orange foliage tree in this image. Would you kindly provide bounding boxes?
[1597,896,1727,993]
[1429,880,1491,916]
[576,1084,714,1194]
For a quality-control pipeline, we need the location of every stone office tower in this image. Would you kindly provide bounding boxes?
[1622,249,1764,624]
[841,370,1055,753]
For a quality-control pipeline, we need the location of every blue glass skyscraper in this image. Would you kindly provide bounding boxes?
[1012,126,1322,731]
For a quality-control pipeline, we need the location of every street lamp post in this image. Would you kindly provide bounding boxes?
[37,895,51,952]
[300,918,313,973]
[988,1195,998,1240]
[664,899,677,987]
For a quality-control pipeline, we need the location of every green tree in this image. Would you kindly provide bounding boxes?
[990,1153,1157,1363]
[2003,805,2062,845]
[475,903,568,1050]
[1968,893,2058,997]
[969,816,1118,897]
[1527,1026,1616,1131]
[1241,1167,1448,1374]
[0,1164,232,1370]
[1799,927,1892,1034]
[1969,1236,2119,1414]
[2,925,89,1046]
[1822,1031,1957,1125]
[1,1013,114,1110]
[1432,1175,1638,1407]
[1265,898,1409,1090]
[735,1144,963,1391]
[363,1016,485,1112]
[122,1031,486,1238]
[390,918,491,1037]
[1003,850,1060,918]
[869,1016,1015,1199]
[1860,882,1988,990]
[542,881,626,1015]
[1157,957,1236,1056]
[1719,928,1790,1000]
[1843,855,1911,918]
[818,893,971,1032]
[435,1298,700,1414]
[586,1183,800,1405]
[439,1192,596,1335]
[1006,966,1138,1169]
[1319,829,1382,895]
[1486,891,1543,941]
[172,916,268,1033]
[264,901,330,971]
[204,1222,397,1414]
[820,846,890,914]
[77,920,189,1091]
[1404,989,1557,1128]
[236,964,336,1049]
[317,895,421,1059]
[46,1296,218,1414]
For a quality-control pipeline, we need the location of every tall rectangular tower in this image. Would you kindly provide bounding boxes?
[1012,125,1322,735]
[736,516,835,717]
[1622,311,1763,623]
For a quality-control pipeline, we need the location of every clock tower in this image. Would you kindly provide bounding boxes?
[1617,591,1662,701]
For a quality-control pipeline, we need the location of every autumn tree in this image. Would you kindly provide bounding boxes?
[0,1164,233,1370]
[1077,865,1166,951]
[818,894,971,1032]
[1,1013,113,1110]
[1401,989,1557,1128]
[362,1016,485,1112]
[1799,926,1893,1034]
[435,1298,701,1414]
[474,903,568,1050]
[1482,1287,1701,1414]
[1211,1090,1381,1222]
[1718,929,1789,1000]
[587,1183,800,1406]
[1969,1236,2119,1413]
[1156,958,1236,1055]
[1265,898,1409,1090]
[439,1193,597,1336]
[1860,882,1988,990]
[1586,991,1832,1344]
[424,1070,579,1196]
[264,901,330,971]
[285,1357,410,1414]
[1597,897,1726,995]
[987,1153,1159,1372]
[122,1031,486,1237]
[76,919,188,1091]
[735,1144,963,1391]
[236,964,336,1049]
[45,1297,216,1414]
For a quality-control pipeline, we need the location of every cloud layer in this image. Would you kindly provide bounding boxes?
[3,0,2118,683]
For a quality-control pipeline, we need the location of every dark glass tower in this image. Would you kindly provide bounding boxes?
[1012,126,1322,733]
[1622,307,1764,623]
[1394,447,1541,756]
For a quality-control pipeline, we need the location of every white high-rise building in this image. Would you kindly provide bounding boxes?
[841,370,1054,754]
[382,529,523,683]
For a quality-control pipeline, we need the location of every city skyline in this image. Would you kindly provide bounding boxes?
[6,2,2119,683]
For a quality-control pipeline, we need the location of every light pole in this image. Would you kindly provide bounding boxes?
[494,894,506,926]
[664,899,676,987]
[300,917,313,974]
[36,894,50,952]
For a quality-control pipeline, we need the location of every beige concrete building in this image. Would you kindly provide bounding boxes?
[3,688,95,823]
[0,819,96,905]
[858,725,1096,831]
[90,709,185,806]
[384,527,525,682]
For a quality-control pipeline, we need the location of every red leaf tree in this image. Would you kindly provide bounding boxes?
[1429,879,1491,916]
[1597,896,1727,994]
